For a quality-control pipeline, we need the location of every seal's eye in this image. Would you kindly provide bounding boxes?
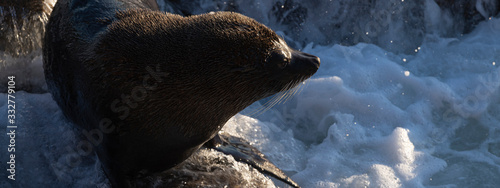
[268,51,289,69]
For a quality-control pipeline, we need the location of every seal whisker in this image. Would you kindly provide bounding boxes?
[256,91,288,116]
[269,91,287,107]
[280,87,295,104]
[295,77,310,96]
[278,81,298,104]
[283,86,299,104]
[252,80,301,116]
[245,90,285,117]
[286,75,311,102]
[282,79,303,103]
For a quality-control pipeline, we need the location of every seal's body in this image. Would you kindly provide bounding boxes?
[44,0,319,186]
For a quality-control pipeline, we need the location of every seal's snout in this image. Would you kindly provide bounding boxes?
[288,51,320,74]
[300,51,321,68]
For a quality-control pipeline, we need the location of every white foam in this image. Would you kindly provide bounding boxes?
[230,17,499,187]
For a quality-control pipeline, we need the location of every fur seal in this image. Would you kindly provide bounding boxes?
[43,0,319,187]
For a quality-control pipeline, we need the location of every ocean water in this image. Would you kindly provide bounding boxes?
[1,0,500,187]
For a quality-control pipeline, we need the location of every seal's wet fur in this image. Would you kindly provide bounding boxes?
[44,0,319,187]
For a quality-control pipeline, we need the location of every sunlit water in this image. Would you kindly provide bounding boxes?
[1,0,500,187]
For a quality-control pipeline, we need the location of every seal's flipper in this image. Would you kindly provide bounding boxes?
[204,132,300,188]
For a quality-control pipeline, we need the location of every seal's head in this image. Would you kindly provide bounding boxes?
[97,10,320,121]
